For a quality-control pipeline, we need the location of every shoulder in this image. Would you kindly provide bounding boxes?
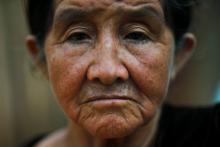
[35,129,66,147]
[155,103,220,147]
[160,103,220,125]
[19,129,66,147]
[19,133,48,147]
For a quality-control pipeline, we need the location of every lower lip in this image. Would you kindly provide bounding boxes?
[84,99,132,108]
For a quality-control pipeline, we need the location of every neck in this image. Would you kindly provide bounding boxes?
[63,112,160,147]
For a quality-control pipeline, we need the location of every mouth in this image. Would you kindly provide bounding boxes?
[81,95,139,105]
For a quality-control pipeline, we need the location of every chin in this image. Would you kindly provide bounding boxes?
[81,113,143,139]
[73,101,148,138]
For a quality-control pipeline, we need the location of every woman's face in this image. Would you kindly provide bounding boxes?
[44,0,174,138]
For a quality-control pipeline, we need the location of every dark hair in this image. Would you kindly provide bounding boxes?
[24,0,197,63]
[164,0,197,43]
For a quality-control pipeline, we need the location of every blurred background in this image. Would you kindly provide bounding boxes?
[0,0,219,146]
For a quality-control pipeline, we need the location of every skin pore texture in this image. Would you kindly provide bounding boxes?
[26,0,195,147]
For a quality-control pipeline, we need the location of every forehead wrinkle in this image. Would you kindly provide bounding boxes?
[54,4,164,27]
[103,4,165,24]
[55,0,163,19]
[55,0,161,9]
[120,0,160,6]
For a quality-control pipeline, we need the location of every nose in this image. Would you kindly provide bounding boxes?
[87,45,129,85]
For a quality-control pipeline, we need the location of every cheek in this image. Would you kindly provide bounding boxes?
[46,48,92,119]
[121,43,174,105]
[115,43,174,128]
[143,47,173,99]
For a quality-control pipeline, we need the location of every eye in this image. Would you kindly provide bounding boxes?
[124,32,150,44]
[67,32,92,44]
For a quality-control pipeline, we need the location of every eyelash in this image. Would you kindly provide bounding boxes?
[66,32,92,44]
[123,31,151,44]
[64,26,151,45]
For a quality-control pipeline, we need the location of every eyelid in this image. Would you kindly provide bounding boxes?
[61,25,94,43]
[122,23,154,40]
[123,23,147,32]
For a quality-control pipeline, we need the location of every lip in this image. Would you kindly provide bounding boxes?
[81,95,139,105]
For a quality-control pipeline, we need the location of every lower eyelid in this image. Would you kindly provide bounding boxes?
[126,40,150,45]
[66,39,92,45]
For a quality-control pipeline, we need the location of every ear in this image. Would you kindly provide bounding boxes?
[171,33,197,80]
[26,35,48,78]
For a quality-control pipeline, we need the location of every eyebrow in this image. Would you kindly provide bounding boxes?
[125,6,164,22]
[54,7,87,25]
[53,5,164,26]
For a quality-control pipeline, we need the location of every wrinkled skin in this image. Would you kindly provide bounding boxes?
[44,0,175,140]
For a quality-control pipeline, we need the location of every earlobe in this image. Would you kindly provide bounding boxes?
[171,33,197,80]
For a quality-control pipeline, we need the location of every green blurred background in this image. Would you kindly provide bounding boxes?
[0,0,219,146]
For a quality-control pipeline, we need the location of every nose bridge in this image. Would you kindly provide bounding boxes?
[87,29,129,84]
[98,44,117,77]
[98,30,117,67]
[96,24,119,73]
[94,32,119,83]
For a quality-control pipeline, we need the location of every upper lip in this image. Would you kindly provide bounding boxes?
[81,95,139,104]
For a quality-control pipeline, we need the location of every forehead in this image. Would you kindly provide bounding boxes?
[55,0,162,9]
[54,0,164,21]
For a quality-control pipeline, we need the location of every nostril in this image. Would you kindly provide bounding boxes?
[87,66,98,81]
[115,77,125,83]
[87,73,98,82]
[90,77,100,83]
[87,60,129,85]
[117,65,129,81]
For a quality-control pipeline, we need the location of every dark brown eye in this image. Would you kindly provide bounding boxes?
[124,32,150,44]
[67,32,91,44]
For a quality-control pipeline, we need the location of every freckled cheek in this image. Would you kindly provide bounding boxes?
[144,54,172,100]
[132,50,172,103]
[124,52,172,123]
[152,62,170,100]
[47,54,91,117]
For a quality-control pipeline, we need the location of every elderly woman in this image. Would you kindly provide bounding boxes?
[22,0,220,147]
